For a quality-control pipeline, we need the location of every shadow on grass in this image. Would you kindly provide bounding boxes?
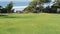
[0,14,35,18]
[0,15,17,18]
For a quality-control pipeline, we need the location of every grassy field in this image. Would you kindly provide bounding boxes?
[0,13,60,34]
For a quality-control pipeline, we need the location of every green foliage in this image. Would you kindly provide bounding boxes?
[29,1,37,7]
[24,0,51,13]
[23,6,34,13]
[0,1,14,13]
[32,0,51,3]
[53,0,60,6]
[6,1,13,10]
[5,1,13,13]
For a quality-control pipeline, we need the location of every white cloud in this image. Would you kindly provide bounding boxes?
[51,0,55,2]
[13,6,28,11]
[13,6,27,9]
[0,0,32,2]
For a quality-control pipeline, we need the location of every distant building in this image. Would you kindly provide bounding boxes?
[16,10,22,13]
[51,6,60,13]
[42,6,60,13]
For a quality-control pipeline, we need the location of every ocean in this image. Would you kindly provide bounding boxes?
[0,1,31,11]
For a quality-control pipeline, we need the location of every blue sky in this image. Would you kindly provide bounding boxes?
[0,0,32,2]
[0,0,32,11]
[0,0,55,1]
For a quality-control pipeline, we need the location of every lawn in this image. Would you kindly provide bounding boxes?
[0,13,60,34]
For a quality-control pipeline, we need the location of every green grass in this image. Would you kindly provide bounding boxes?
[0,13,60,34]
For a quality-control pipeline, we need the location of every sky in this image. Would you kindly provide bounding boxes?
[0,0,55,2]
[0,0,32,2]
[51,0,56,2]
[0,0,32,11]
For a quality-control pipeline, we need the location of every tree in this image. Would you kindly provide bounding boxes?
[5,1,13,13]
[53,0,60,6]
[29,0,51,7]
[23,0,51,13]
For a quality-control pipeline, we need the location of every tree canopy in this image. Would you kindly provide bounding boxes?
[6,1,13,10]
[0,1,14,13]
[23,0,51,13]
[53,0,60,6]
[5,1,13,13]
